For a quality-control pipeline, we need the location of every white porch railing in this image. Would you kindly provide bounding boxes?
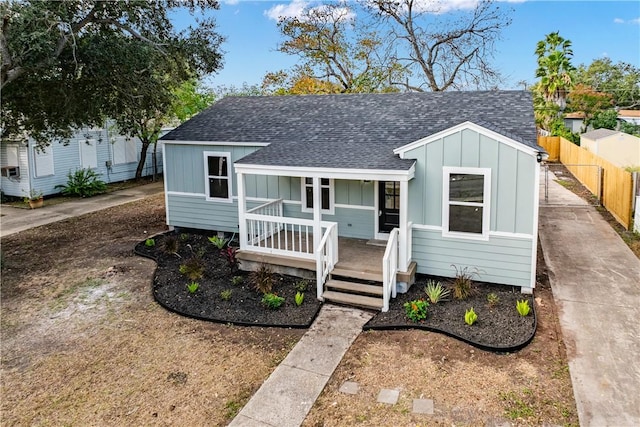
[405,221,413,269]
[316,222,339,299]
[244,199,337,263]
[382,227,399,312]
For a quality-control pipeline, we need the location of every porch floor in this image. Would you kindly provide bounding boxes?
[239,234,416,286]
[238,236,384,276]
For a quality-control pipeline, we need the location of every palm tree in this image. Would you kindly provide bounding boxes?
[535,32,575,112]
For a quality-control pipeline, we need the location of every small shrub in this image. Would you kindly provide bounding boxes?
[487,292,500,307]
[55,168,107,197]
[179,256,205,280]
[222,246,239,272]
[262,293,284,309]
[251,263,274,294]
[516,299,531,317]
[231,275,243,286]
[220,289,232,301]
[294,279,309,293]
[465,307,478,325]
[179,233,189,241]
[403,299,429,322]
[208,235,228,249]
[424,280,450,304]
[144,238,156,247]
[186,282,199,294]
[451,265,480,300]
[162,234,179,254]
[295,291,304,306]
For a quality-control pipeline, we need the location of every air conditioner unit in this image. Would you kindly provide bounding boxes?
[1,166,20,177]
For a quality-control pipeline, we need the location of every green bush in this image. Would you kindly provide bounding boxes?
[262,293,284,310]
[186,282,199,294]
[465,307,478,325]
[424,280,450,304]
[403,299,428,322]
[294,291,304,306]
[144,238,156,247]
[55,168,107,197]
[516,300,531,317]
[220,289,232,301]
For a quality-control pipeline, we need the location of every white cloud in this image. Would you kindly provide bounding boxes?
[265,1,355,22]
[614,17,625,24]
[221,0,240,4]
[265,0,309,21]
[631,17,640,25]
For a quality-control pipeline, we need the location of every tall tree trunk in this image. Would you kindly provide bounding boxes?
[152,141,158,182]
[135,140,150,180]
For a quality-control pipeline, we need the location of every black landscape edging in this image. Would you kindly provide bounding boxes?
[363,307,537,353]
[135,234,536,349]
[133,236,321,329]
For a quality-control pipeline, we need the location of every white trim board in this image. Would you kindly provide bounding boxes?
[234,163,415,181]
[162,140,270,147]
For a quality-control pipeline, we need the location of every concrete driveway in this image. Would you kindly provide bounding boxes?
[538,170,640,426]
[0,181,164,237]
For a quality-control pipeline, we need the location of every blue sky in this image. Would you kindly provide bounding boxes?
[172,1,640,90]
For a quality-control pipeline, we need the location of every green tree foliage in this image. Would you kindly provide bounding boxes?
[1,0,223,178]
[567,84,614,132]
[534,31,575,111]
[574,58,640,110]
[589,109,619,131]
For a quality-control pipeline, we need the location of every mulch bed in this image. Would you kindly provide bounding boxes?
[135,231,536,351]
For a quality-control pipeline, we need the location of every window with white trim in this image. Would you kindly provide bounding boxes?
[301,177,334,214]
[442,167,490,239]
[204,152,232,201]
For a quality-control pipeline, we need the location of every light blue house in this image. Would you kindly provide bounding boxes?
[0,125,167,198]
[160,91,544,311]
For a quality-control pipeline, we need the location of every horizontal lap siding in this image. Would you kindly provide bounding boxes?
[168,194,239,232]
[412,228,533,287]
[283,203,375,239]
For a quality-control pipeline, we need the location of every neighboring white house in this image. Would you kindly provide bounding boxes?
[1,125,168,198]
[580,129,640,168]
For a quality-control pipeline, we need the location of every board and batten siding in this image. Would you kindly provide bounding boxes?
[412,228,533,287]
[402,128,538,289]
[164,143,376,238]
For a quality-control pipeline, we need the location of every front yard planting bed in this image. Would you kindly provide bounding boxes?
[136,231,536,351]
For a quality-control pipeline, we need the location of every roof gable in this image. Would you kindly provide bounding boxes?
[394,121,540,158]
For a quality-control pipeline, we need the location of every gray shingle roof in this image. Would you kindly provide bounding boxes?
[161,91,538,170]
[582,128,619,140]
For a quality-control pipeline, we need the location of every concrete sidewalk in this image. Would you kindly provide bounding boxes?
[538,171,640,426]
[229,305,372,427]
[0,181,164,237]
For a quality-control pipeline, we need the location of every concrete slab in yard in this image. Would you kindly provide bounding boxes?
[339,381,359,395]
[377,388,400,405]
[412,398,434,414]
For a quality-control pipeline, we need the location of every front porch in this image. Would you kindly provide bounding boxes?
[237,237,416,311]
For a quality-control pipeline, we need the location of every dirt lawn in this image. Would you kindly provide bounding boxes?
[1,193,577,426]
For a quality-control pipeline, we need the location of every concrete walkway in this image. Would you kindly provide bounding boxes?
[0,181,164,237]
[538,170,640,426]
[229,305,372,427]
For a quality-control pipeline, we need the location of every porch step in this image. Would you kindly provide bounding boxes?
[326,279,383,296]
[332,266,383,282]
[322,290,383,310]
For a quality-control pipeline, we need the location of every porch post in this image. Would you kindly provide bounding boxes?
[313,176,323,299]
[237,172,248,250]
[399,179,409,271]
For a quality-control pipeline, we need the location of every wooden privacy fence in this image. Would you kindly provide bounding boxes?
[538,136,634,229]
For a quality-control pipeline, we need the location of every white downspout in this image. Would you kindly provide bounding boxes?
[237,171,248,250]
